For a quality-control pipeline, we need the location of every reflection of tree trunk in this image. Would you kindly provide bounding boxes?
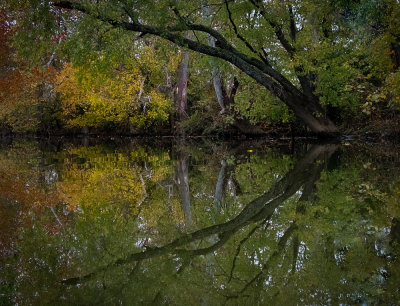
[291,234,299,273]
[206,159,229,276]
[213,160,227,209]
[175,153,192,224]
[63,144,338,285]
[390,217,400,245]
[299,156,323,202]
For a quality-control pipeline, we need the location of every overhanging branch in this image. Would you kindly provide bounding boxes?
[51,0,340,134]
[52,0,302,102]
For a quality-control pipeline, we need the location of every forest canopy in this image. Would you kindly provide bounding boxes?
[1,0,400,136]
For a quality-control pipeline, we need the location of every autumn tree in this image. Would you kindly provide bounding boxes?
[55,52,174,132]
[7,0,348,136]
[8,0,400,136]
[0,6,61,133]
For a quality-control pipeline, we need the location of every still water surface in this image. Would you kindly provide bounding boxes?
[0,138,399,305]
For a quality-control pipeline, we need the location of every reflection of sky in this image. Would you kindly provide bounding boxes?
[294,241,307,272]
[45,169,59,185]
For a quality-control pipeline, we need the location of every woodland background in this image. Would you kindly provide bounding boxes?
[1,0,400,137]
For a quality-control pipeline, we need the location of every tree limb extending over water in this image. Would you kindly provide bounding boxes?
[52,0,339,135]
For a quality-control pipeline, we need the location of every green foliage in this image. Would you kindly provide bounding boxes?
[9,0,60,67]
[1,140,400,303]
[382,71,400,110]
[4,0,400,133]
[313,43,360,109]
[234,79,293,124]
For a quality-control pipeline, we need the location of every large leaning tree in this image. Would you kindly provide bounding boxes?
[11,0,344,136]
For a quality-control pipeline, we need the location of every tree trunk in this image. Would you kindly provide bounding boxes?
[212,71,228,113]
[203,2,229,113]
[174,47,189,120]
[391,36,400,70]
[204,9,267,136]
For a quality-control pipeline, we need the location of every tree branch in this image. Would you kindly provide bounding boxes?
[249,0,296,57]
[288,5,297,41]
[228,217,270,283]
[224,1,255,55]
[52,1,303,106]
[224,0,269,65]
[52,0,339,134]
[236,222,298,296]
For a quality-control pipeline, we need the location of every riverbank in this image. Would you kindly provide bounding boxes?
[0,113,399,141]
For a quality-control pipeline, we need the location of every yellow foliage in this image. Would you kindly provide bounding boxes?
[55,63,86,122]
[55,58,172,129]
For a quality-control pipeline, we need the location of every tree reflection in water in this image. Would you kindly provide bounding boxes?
[0,140,399,305]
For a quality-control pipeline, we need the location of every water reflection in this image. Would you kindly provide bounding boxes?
[0,139,399,305]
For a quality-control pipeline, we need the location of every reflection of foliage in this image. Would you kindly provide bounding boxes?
[1,141,400,304]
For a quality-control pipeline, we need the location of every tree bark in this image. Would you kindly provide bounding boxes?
[211,70,228,113]
[391,36,400,70]
[203,2,228,113]
[174,49,189,120]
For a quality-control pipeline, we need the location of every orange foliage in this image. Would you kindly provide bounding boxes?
[0,9,57,118]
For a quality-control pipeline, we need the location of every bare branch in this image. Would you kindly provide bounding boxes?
[249,0,296,57]
[224,0,269,65]
[224,0,257,55]
[236,222,298,296]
